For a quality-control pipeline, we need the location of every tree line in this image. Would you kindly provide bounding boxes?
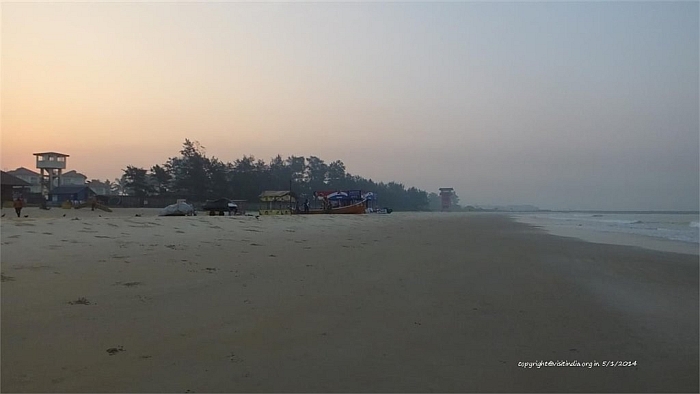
[101,140,430,211]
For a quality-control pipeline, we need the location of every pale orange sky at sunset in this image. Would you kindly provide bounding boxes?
[2,2,698,210]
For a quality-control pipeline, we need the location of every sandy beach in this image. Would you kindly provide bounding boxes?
[1,208,698,392]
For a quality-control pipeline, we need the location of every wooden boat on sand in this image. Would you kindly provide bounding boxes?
[306,200,366,214]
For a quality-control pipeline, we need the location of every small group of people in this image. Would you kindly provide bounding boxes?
[293,199,311,214]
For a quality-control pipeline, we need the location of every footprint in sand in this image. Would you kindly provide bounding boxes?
[68,297,92,305]
[106,346,125,355]
[113,281,142,287]
[228,352,244,363]
[1,274,15,282]
[12,265,51,271]
[8,235,20,239]
[42,232,53,235]
[136,295,152,303]
[95,235,112,239]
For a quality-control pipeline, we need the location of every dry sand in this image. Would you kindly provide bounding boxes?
[1,208,698,392]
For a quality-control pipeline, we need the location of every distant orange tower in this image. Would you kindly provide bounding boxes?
[439,188,454,211]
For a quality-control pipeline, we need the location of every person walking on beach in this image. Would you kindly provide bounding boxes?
[227,201,238,216]
[13,197,24,218]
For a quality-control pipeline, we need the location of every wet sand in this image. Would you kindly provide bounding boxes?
[1,209,698,392]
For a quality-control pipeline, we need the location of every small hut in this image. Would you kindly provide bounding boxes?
[259,191,297,215]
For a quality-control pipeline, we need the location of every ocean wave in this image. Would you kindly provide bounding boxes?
[691,221,699,228]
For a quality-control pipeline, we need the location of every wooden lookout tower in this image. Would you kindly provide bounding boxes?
[33,152,69,196]
[439,187,454,211]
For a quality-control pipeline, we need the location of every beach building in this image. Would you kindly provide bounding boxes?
[48,185,96,204]
[1,171,31,204]
[87,179,110,195]
[259,191,296,215]
[61,170,88,186]
[6,167,42,193]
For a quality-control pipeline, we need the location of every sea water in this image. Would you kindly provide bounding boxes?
[513,212,699,255]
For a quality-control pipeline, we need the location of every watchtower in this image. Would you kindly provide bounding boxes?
[439,187,454,211]
[34,152,69,195]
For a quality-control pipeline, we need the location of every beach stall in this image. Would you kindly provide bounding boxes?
[48,185,96,206]
[259,191,297,215]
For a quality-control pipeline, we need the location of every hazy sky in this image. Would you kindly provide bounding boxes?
[2,1,698,210]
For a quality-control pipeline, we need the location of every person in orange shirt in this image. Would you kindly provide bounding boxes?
[13,197,24,217]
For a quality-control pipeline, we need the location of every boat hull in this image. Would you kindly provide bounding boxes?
[305,201,366,214]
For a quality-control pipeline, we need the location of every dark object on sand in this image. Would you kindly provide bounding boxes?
[106,345,125,355]
[202,198,236,216]
[68,297,91,305]
[75,201,112,212]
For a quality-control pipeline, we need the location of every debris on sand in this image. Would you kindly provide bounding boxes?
[68,297,91,305]
[106,345,125,355]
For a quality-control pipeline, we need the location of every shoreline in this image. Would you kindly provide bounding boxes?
[511,213,699,256]
[2,211,698,392]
